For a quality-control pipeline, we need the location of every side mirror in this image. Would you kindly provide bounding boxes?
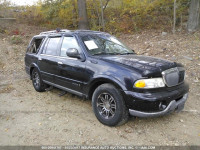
[66,48,80,59]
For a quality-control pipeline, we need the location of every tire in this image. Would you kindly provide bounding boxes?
[92,83,129,126]
[31,68,48,92]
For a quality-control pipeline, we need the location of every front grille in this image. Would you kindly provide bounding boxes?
[162,67,185,87]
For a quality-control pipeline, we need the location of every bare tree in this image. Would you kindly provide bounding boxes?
[0,0,11,18]
[100,0,110,31]
[93,0,101,30]
[103,0,110,12]
[77,0,89,29]
[100,0,105,31]
[187,0,200,32]
[72,0,77,28]
[173,0,176,34]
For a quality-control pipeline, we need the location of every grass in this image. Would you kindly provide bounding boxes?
[10,35,23,44]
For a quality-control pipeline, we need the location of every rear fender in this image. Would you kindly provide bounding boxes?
[29,63,40,79]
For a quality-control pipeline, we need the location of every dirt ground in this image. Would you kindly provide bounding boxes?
[0,23,200,146]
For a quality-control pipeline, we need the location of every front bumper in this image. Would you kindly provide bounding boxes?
[129,93,188,117]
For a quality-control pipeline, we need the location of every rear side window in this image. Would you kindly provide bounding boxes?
[27,38,44,54]
[60,36,80,57]
[44,37,61,56]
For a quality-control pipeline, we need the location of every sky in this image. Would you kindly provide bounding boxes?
[9,0,40,6]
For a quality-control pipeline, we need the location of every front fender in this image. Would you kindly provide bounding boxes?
[94,75,127,91]
[85,75,127,100]
[92,74,127,90]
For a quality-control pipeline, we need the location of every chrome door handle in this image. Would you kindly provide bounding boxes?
[58,61,63,65]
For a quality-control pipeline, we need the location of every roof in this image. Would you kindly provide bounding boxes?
[39,29,108,36]
[39,29,70,35]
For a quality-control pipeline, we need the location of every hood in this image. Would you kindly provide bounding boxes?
[100,55,177,77]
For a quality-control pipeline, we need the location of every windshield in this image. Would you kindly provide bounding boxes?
[80,34,134,55]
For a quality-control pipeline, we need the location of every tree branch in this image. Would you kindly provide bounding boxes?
[103,0,110,12]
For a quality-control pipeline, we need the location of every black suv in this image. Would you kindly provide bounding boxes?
[25,29,189,126]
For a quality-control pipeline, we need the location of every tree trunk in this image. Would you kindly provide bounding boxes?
[77,0,89,29]
[173,0,176,34]
[93,0,101,30]
[72,0,77,28]
[100,0,105,31]
[187,0,200,32]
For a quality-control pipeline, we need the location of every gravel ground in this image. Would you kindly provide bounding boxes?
[0,24,200,146]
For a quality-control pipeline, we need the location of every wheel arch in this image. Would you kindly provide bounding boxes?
[29,63,40,80]
[87,76,126,100]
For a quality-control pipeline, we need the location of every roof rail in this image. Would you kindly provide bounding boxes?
[39,29,70,35]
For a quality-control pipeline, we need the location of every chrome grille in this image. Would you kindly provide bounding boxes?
[162,67,185,87]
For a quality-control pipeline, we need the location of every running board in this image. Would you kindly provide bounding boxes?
[45,86,54,91]
[58,91,67,97]
[43,80,84,97]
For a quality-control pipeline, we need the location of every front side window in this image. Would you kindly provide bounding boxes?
[45,37,61,56]
[60,36,80,57]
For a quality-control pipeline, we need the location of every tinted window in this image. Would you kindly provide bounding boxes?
[60,37,80,57]
[45,37,60,55]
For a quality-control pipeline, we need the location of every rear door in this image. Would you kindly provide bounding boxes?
[38,36,62,83]
[25,37,44,75]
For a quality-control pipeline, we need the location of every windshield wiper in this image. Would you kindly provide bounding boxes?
[119,52,135,55]
[92,52,135,56]
[92,52,121,56]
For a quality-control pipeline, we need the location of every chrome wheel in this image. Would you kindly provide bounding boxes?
[97,93,116,119]
[33,71,40,88]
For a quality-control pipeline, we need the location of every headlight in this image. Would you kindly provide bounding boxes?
[134,78,165,89]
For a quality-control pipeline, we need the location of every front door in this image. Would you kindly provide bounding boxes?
[55,36,86,92]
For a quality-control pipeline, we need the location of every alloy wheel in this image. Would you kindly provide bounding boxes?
[33,71,40,88]
[97,93,116,119]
